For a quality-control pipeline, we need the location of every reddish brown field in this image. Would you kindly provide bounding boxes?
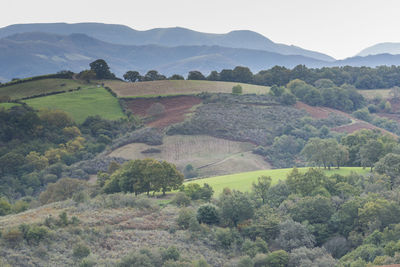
[296,102,396,136]
[125,96,202,128]
[295,102,332,119]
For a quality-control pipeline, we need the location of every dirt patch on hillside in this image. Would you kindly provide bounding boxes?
[331,122,376,133]
[125,96,202,128]
[295,102,354,120]
[295,102,331,119]
[296,102,397,136]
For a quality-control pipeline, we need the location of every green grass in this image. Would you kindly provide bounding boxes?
[0,79,88,100]
[186,167,369,195]
[23,87,126,123]
[103,80,270,98]
[0,103,20,109]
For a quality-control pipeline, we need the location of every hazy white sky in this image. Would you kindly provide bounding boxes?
[2,0,400,59]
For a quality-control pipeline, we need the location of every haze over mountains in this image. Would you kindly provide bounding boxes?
[1,22,400,81]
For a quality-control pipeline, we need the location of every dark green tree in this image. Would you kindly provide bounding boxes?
[123,71,141,82]
[89,59,115,79]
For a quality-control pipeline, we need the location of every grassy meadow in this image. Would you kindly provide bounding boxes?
[103,80,270,97]
[0,79,87,100]
[23,87,126,123]
[186,167,369,195]
[0,102,20,109]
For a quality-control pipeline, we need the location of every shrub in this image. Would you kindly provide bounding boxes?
[172,192,191,207]
[232,85,243,95]
[25,225,49,244]
[197,204,219,225]
[176,208,196,230]
[161,246,180,262]
[0,198,12,216]
[215,228,235,249]
[39,178,87,204]
[73,243,91,259]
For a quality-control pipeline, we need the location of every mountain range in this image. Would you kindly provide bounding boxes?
[1,23,400,81]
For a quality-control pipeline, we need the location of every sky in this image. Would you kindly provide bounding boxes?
[2,0,400,59]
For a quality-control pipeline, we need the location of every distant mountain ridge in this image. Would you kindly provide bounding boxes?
[0,32,329,81]
[0,23,335,62]
[357,42,400,57]
[2,27,400,81]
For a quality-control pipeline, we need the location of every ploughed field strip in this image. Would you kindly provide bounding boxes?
[103,80,270,97]
[125,95,202,128]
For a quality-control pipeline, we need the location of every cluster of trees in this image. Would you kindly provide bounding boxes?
[174,164,400,266]
[123,64,400,89]
[0,105,137,200]
[301,130,398,172]
[101,159,184,196]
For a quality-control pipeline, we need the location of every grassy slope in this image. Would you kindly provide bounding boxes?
[23,87,126,123]
[0,103,20,109]
[187,167,369,195]
[0,79,87,100]
[103,80,270,97]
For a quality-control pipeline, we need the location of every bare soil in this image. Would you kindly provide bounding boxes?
[125,96,202,128]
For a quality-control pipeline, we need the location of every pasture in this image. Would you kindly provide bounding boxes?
[187,167,369,195]
[109,135,271,177]
[23,87,126,123]
[102,80,270,97]
[0,78,87,100]
[0,103,20,109]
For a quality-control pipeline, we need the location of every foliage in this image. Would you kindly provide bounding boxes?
[104,159,184,196]
[39,178,87,204]
[232,84,243,95]
[181,183,214,201]
[219,190,254,227]
[197,204,219,225]
[89,59,116,79]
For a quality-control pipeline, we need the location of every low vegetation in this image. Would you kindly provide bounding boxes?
[23,87,126,123]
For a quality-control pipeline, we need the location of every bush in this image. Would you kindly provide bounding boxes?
[73,243,91,259]
[232,85,243,95]
[172,192,191,207]
[161,246,180,262]
[39,178,87,204]
[197,204,219,225]
[0,198,12,216]
[176,208,196,230]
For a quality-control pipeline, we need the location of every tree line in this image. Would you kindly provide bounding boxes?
[123,65,400,89]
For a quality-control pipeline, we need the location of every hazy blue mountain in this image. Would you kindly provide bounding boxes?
[0,32,330,81]
[0,23,335,61]
[334,53,400,67]
[2,32,400,82]
[357,42,400,57]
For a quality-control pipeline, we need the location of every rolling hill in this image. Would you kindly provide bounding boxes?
[0,23,335,61]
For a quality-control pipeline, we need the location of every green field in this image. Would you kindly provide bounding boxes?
[0,103,20,109]
[0,79,88,100]
[103,80,270,97]
[186,167,369,195]
[23,87,126,123]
